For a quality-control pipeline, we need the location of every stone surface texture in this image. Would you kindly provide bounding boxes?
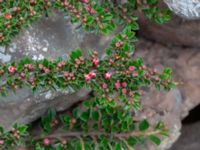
[0,7,200,150]
[164,0,200,19]
[0,11,113,129]
[135,39,200,150]
[138,2,200,48]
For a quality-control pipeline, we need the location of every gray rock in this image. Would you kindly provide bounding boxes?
[134,38,200,150]
[0,11,113,129]
[137,2,200,48]
[0,8,200,150]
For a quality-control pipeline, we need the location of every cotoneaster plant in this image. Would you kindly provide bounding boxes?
[0,0,175,150]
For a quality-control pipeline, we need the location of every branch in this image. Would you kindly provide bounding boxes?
[35,130,161,140]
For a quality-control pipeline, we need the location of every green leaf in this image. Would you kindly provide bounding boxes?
[127,136,138,146]
[47,108,56,120]
[155,121,164,130]
[70,48,82,62]
[164,68,172,75]
[149,135,161,145]
[92,111,99,121]
[108,100,117,107]
[139,119,149,131]
[147,0,158,5]
[80,111,90,122]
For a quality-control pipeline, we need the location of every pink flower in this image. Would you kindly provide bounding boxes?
[92,58,99,66]
[8,66,16,74]
[122,82,127,87]
[128,66,135,71]
[115,41,122,48]
[20,72,26,79]
[0,140,4,145]
[132,73,138,77]
[142,65,147,69]
[58,61,65,68]
[85,6,91,12]
[58,63,62,68]
[27,64,34,71]
[43,138,50,146]
[29,76,34,83]
[63,1,69,8]
[44,68,50,74]
[115,42,121,47]
[104,72,112,80]
[109,59,114,66]
[75,59,81,65]
[155,77,160,81]
[102,83,107,89]
[38,64,43,70]
[90,8,96,14]
[122,88,127,94]
[84,74,91,81]
[64,72,69,78]
[129,91,134,97]
[82,0,89,3]
[89,71,96,78]
[61,61,66,66]
[114,82,121,89]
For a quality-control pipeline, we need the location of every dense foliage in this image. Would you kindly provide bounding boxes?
[0,0,174,149]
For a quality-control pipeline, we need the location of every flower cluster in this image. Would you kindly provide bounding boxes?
[0,0,171,46]
[0,26,175,110]
[0,1,175,149]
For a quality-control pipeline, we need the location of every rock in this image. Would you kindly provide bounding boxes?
[164,0,200,19]
[169,120,200,150]
[0,7,199,150]
[137,2,200,48]
[0,11,113,129]
[134,38,200,150]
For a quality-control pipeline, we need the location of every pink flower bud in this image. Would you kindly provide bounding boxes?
[69,73,74,77]
[102,83,108,89]
[79,56,84,61]
[109,59,114,65]
[104,72,112,80]
[58,63,63,68]
[8,66,16,74]
[89,71,96,78]
[44,68,50,74]
[114,82,121,89]
[75,59,81,65]
[122,82,127,87]
[38,64,43,70]
[0,140,4,145]
[84,74,91,81]
[155,77,160,81]
[63,1,69,7]
[61,61,66,66]
[85,6,90,12]
[122,88,127,94]
[132,73,138,77]
[115,41,121,48]
[129,91,134,97]
[90,8,96,14]
[128,66,135,71]
[20,72,26,79]
[64,72,69,78]
[92,58,99,66]
[142,65,147,69]
[28,64,34,71]
[43,138,50,146]
[29,76,34,83]
[82,0,89,3]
